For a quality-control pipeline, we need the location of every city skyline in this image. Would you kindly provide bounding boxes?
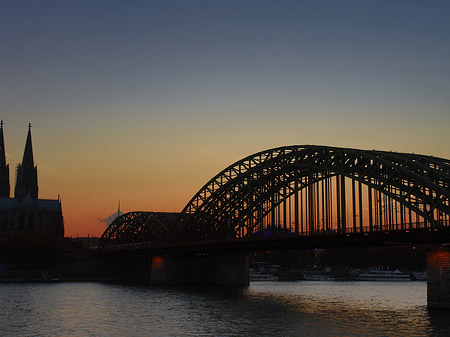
[2,1,450,236]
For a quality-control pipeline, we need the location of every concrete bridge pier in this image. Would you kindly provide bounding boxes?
[427,246,450,309]
[150,253,249,286]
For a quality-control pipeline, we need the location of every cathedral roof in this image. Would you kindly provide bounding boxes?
[0,197,61,212]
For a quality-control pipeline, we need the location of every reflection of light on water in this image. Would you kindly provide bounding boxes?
[0,282,448,337]
[246,281,432,336]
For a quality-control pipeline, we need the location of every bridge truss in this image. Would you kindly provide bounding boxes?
[100,145,450,249]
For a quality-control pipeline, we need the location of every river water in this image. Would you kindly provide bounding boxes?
[0,281,448,336]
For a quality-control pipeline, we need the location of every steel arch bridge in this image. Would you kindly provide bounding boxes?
[100,145,450,250]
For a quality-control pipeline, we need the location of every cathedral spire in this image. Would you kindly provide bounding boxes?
[0,120,10,198]
[14,123,38,200]
[0,121,6,167]
[22,123,35,169]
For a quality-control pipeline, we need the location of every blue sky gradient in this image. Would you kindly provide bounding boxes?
[1,1,449,235]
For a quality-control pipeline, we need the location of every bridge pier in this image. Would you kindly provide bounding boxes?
[427,246,450,309]
[150,253,249,286]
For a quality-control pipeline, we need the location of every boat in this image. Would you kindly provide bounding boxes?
[249,262,279,281]
[304,274,333,281]
[249,272,278,281]
[411,271,427,281]
[356,269,411,281]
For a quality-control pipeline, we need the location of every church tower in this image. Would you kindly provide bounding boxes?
[0,121,10,198]
[14,123,38,200]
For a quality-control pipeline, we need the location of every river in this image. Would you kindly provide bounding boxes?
[0,281,448,336]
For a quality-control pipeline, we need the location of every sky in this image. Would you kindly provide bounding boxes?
[1,1,449,237]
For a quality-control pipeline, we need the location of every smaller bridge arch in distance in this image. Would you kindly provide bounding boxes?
[101,212,180,250]
[101,145,450,249]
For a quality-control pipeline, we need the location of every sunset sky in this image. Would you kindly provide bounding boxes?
[1,1,449,237]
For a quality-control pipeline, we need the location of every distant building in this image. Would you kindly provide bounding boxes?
[0,122,64,238]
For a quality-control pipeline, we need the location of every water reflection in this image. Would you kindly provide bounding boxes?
[0,281,449,336]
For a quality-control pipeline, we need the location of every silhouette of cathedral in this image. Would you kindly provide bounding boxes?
[0,122,64,238]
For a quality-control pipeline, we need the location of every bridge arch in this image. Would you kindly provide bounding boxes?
[179,145,450,241]
[100,212,179,249]
[101,145,450,247]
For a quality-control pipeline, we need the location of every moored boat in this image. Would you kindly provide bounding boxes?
[249,273,278,281]
[356,269,411,281]
[411,271,427,281]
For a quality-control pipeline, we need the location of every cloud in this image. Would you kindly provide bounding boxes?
[38,164,60,174]
[98,211,124,227]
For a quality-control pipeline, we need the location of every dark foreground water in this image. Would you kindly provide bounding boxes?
[0,281,449,336]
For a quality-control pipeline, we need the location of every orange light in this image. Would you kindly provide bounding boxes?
[429,250,450,263]
[152,256,165,269]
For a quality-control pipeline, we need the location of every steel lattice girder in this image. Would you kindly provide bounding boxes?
[100,145,450,247]
[100,212,179,248]
[178,146,450,239]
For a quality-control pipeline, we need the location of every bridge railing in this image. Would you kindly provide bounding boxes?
[100,221,435,251]
[292,221,429,237]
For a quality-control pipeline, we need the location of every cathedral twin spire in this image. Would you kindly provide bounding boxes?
[0,122,38,200]
[0,121,10,198]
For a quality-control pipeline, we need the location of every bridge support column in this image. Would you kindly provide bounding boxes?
[427,247,450,309]
[150,254,249,286]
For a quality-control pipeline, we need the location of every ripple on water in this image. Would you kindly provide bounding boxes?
[0,281,448,336]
